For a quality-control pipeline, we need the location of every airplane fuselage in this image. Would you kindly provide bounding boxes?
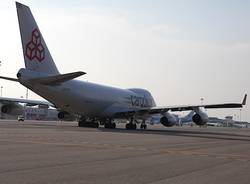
[18,68,156,118]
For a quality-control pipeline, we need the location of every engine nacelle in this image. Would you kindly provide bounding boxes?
[192,111,208,125]
[57,111,76,121]
[160,112,178,127]
[1,105,11,114]
[1,104,23,116]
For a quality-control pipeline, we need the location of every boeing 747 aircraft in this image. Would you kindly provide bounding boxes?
[0,2,247,130]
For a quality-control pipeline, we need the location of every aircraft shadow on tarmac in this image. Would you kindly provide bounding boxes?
[98,127,250,142]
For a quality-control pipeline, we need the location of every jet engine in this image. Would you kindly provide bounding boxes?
[57,111,76,121]
[1,103,24,116]
[160,112,178,127]
[192,111,208,125]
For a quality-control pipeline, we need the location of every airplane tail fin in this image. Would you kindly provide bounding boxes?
[16,2,59,75]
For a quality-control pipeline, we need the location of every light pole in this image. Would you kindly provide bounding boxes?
[26,88,28,99]
[240,109,242,122]
[200,97,204,105]
[0,86,3,97]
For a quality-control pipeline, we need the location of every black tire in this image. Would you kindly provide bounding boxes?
[111,123,116,129]
[104,123,108,128]
[78,121,84,127]
[141,124,147,129]
[93,122,99,128]
[104,123,116,129]
[78,121,99,128]
[126,123,136,130]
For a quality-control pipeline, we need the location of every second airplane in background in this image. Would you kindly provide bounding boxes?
[0,2,247,130]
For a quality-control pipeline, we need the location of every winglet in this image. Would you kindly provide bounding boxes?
[242,94,247,105]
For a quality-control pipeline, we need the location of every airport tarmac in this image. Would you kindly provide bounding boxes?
[0,120,250,184]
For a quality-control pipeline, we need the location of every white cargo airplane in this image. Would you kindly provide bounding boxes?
[0,2,247,129]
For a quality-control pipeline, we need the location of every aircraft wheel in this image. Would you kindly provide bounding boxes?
[104,122,116,129]
[141,124,147,129]
[104,123,110,129]
[78,121,99,128]
[126,123,136,130]
[111,123,116,129]
[93,122,99,128]
[78,121,85,127]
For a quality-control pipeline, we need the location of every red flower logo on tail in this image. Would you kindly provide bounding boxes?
[25,28,45,62]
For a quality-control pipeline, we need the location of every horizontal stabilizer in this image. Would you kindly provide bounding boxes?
[30,71,86,85]
[0,76,18,82]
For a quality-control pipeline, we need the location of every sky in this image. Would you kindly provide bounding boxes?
[0,0,249,121]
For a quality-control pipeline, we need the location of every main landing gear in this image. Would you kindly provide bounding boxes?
[104,119,116,129]
[125,118,137,130]
[78,117,99,128]
[140,120,147,129]
[125,119,147,130]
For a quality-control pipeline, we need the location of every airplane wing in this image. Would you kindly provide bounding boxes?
[114,94,247,118]
[0,96,55,107]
